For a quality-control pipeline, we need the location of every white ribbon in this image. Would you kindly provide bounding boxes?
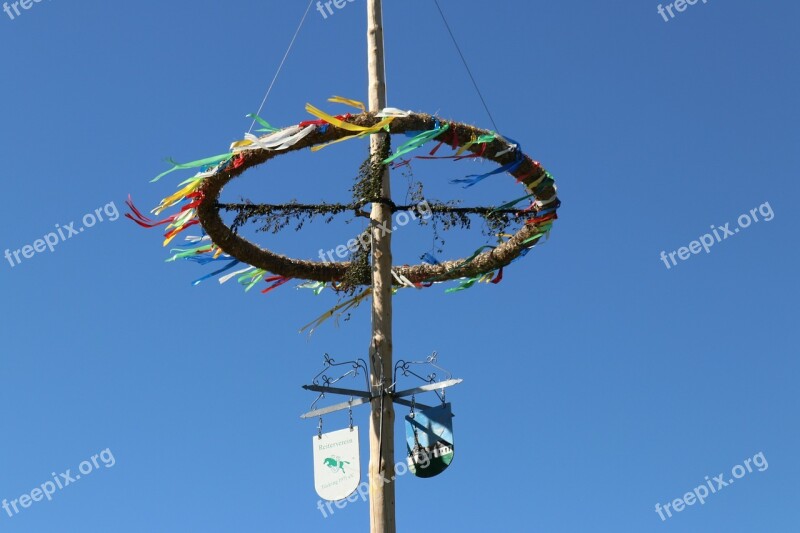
[377,107,412,118]
[232,124,318,153]
[219,265,255,285]
[391,269,419,289]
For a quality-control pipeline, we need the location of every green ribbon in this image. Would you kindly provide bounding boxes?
[384,124,450,164]
[247,113,279,132]
[522,222,554,245]
[297,281,327,295]
[239,269,267,292]
[474,133,497,144]
[491,193,536,213]
[422,244,495,285]
[522,233,545,245]
[165,244,213,262]
[445,274,484,294]
[152,153,234,183]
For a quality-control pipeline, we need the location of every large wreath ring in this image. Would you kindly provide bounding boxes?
[197,112,557,287]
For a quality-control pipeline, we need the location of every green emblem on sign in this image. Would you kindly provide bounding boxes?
[323,457,350,474]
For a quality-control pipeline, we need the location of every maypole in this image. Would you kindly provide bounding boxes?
[130,2,561,531]
[366,0,396,531]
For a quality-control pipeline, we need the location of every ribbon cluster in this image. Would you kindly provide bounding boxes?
[129,97,559,327]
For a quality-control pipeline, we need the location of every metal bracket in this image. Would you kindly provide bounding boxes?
[300,352,461,419]
[392,379,463,399]
[302,384,372,398]
[300,380,461,418]
[301,396,371,419]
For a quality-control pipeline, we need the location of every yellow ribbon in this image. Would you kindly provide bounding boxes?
[523,172,548,193]
[328,96,367,113]
[229,139,254,150]
[306,102,396,152]
[299,288,373,334]
[305,103,394,133]
[154,179,203,215]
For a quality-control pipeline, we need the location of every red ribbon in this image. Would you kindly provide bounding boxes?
[125,196,179,228]
[491,267,504,285]
[262,276,292,294]
[526,212,558,226]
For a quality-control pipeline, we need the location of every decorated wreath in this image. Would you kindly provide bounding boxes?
[128,97,559,326]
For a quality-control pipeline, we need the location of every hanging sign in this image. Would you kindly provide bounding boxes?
[405,403,454,478]
[313,426,361,501]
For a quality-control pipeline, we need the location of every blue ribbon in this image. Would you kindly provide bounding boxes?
[191,259,241,286]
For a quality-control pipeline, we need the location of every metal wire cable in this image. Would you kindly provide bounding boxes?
[432,0,500,132]
[247,0,315,133]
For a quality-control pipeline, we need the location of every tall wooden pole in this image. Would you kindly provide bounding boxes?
[366,0,396,532]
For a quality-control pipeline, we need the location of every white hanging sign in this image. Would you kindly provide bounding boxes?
[313,426,361,501]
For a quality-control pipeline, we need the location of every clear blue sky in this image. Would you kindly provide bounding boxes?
[1,1,798,531]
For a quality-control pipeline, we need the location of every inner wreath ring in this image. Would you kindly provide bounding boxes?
[197,111,558,287]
